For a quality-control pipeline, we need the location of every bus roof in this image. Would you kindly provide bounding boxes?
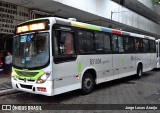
[18,17,155,40]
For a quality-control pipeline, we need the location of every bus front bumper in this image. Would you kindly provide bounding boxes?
[12,77,53,96]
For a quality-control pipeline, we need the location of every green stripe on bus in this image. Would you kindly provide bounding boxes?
[71,22,102,31]
[88,25,101,31]
[13,68,44,81]
[77,61,82,73]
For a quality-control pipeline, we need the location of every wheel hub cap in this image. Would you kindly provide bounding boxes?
[84,78,92,89]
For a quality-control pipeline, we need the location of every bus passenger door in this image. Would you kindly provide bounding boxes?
[122,36,136,76]
[94,32,113,83]
[112,35,136,79]
[112,35,122,79]
[52,28,79,95]
[149,40,157,69]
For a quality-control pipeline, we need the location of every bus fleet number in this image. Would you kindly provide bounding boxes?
[90,59,101,65]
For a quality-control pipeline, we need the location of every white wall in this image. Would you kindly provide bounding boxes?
[54,0,160,35]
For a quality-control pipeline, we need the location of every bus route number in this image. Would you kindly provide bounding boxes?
[90,59,101,65]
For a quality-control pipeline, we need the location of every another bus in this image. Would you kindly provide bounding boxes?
[156,39,160,68]
[12,17,156,96]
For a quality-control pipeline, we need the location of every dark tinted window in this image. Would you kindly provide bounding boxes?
[53,28,76,63]
[118,36,124,52]
[86,32,94,52]
[150,40,156,53]
[135,38,143,52]
[78,30,94,53]
[112,35,118,52]
[95,32,111,53]
[54,31,75,55]
[143,39,149,52]
[112,35,125,53]
[124,37,134,52]
[103,34,111,53]
[95,32,103,52]
[78,30,86,53]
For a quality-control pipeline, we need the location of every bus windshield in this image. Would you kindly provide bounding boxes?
[12,32,49,69]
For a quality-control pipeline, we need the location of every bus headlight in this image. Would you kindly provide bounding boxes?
[37,72,50,83]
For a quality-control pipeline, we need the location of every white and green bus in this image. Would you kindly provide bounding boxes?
[12,17,156,96]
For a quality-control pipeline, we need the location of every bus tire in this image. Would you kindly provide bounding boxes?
[136,64,142,78]
[81,73,94,95]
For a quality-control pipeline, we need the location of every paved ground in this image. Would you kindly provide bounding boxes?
[1,70,160,113]
[0,74,11,91]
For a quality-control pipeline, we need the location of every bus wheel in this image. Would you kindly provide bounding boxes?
[136,65,142,78]
[81,73,94,95]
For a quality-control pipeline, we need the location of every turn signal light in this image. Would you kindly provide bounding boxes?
[37,87,47,92]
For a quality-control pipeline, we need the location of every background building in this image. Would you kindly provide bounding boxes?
[0,0,160,52]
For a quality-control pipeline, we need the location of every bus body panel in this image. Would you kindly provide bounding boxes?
[135,53,156,71]
[151,53,157,69]
[77,55,113,84]
[136,54,150,71]
[113,54,136,79]
[52,60,80,95]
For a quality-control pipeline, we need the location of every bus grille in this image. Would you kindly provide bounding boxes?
[18,78,35,82]
[20,84,32,89]
[15,71,39,77]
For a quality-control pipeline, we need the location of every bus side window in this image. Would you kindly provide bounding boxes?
[95,32,104,52]
[112,35,119,52]
[78,30,94,53]
[103,34,111,53]
[124,36,134,53]
[112,35,124,53]
[150,40,156,53]
[143,39,149,53]
[59,32,75,55]
[94,32,111,53]
[118,36,124,53]
[53,28,76,63]
[135,38,143,52]
[54,30,75,56]
[78,30,86,53]
[86,31,94,52]
[65,33,74,54]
